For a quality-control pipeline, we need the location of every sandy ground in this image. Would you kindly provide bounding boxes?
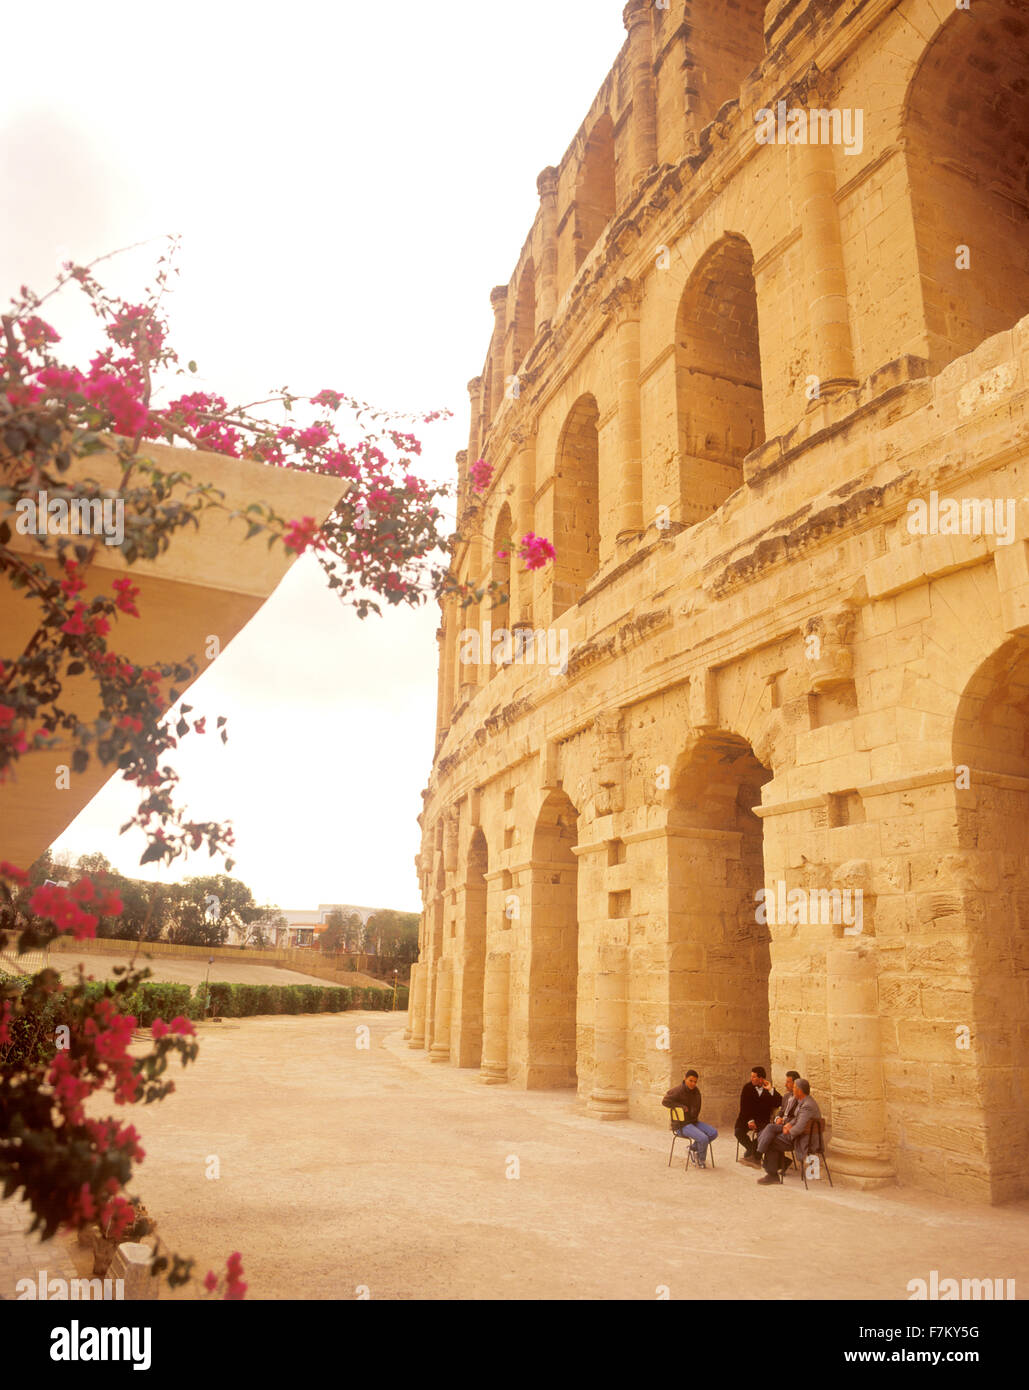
[48,952,389,992]
[102,1011,1029,1301]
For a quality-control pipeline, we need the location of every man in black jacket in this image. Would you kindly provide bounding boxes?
[662,1069,718,1167]
[734,1066,782,1165]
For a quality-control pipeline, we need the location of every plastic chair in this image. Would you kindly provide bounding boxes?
[667,1107,716,1171]
[780,1117,833,1188]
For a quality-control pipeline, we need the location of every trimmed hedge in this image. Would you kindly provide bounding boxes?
[198,981,403,1018]
[2,976,406,1059]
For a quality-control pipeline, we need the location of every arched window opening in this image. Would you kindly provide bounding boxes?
[685,1,765,129]
[904,1,1029,371]
[514,261,536,370]
[574,115,616,270]
[552,395,600,618]
[675,234,763,526]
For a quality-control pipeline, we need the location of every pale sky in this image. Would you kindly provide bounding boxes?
[0,1,627,912]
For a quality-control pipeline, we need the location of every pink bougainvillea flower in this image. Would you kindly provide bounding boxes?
[112,576,141,617]
[469,458,493,493]
[518,532,557,571]
[282,517,325,555]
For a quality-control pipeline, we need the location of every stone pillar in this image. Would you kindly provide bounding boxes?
[480,950,511,1083]
[407,961,427,1048]
[489,287,508,427]
[606,278,644,545]
[440,595,457,727]
[467,378,483,476]
[623,1,657,185]
[825,938,894,1187]
[429,958,453,1063]
[536,167,560,323]
[514,430,536,627]
[434,621,447,743]
[423,896,444,1051]
[588,944,629,1119]
[792,139,857,397]
[455,447,469,523]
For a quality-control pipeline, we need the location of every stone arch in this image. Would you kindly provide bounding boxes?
[902,0,1029,372]
[574,114,616,270]
[683,0,765,130]
[675,233,764,527]
[454,826,488,1068]
[552,394,600,618]
[666,730,773,1126]
[953,634,1029,1200]
[528,789,580,1088]
[513,259,536,370]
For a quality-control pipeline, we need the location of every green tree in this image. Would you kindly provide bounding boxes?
[320,907,364,953]
[364,908,419,961]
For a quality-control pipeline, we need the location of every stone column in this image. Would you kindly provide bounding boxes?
[480,950,511,1084]
[513,430,537,628]
[623,1,657,185]
[792,139,857,397]
[467,378,483,474]
[440,595,457,727]
[606,278,644,544]
[588,944,629,1119]
[536,167,560,323]
[825,937,894,1187]
[407,961,427,1048]
[430,958,452,1063]
[434,621,448,743]
[489,287,508,427]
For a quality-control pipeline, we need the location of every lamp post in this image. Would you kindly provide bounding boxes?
[202,955,214,1019]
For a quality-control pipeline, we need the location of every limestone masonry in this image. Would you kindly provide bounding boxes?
[413,0,1029,1203]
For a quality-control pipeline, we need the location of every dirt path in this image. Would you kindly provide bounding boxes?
[111,1011,1029,1301]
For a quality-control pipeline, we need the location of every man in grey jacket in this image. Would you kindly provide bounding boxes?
[757,1078,822,1185]
[756,1070,800,1163]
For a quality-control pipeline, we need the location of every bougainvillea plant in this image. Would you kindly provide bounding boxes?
[0,239,554,1296]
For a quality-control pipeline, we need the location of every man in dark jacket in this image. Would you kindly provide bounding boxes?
[662,1069,718,1167]
[734,1066,782,1165]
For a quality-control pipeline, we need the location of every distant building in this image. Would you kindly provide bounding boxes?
[272,904,380,949]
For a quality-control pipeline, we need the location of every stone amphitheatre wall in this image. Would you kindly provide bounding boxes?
[414,0,1029,1204]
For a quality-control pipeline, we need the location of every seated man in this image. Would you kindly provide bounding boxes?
[734,1066,782,1166]
[757,1077,822,1185]
[756,1069,801,1165]
[662,1068,718,1168]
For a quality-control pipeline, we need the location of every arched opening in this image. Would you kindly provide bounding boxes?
[683,0,765,130]
[667,732,773,1127]
[528,790,580,1088]
[675,234,763,526]
[552,394,600,618]
[489,504,513,678]
[953,634,1029,1200]
[904,1,1029,372]
[574,114,616,270]
[513,260,536,370]
[455,828,488,1068]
